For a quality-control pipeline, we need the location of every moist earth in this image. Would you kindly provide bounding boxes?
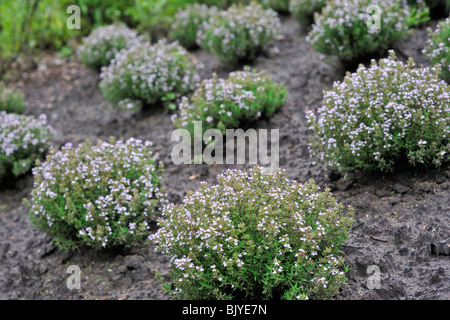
[0,17,448,300]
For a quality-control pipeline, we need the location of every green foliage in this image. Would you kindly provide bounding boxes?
[198,0,252,9]
[423,16,450,83]
[306,0,418,61]
[260,0,291,13]
[289,0,326,24]
[172,67,287,139]
[169,4,218,49]
[78,23,142,70]
[0,112,53,181]
[29,137,166,251]
[150,166,354,300]
[0,83,27,114]
[197,1,281,65]
[99,39,199,108]
[306,51,450,172]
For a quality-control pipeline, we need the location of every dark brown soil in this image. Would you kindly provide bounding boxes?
[0,17,448,300]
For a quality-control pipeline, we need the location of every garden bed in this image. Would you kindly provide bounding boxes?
[0,16,448,300]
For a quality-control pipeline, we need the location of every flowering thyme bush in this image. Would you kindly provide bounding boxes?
[306,51,450,172]
[78,24,142,70]
[0,84,26,114]
[306,0,414,61]
[169,4,218,49]
[289,0,326,24]
[29,138,166,250]
[423,16,450,82]
[0,112,53,181]
[197,2,281,65]
[198,0,251,9]
[99,39,199,108]
[172,67,287,138]
[150,166,354,300]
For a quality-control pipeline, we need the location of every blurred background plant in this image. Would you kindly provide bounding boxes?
[408,0,450,18]
[77,23,142,70]
[0,0,220,79]
[305,0,428,63]
[423,16,450,83]
[0,0,446,80]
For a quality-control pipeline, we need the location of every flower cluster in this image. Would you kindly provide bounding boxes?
[307,51,450,172]
[0,112,53,180]
[0,83,27,114]
[99,39,199,108]
[150,166,354,300]
[172,67,287,138]
[423,16,450,83]
[289,0,327,24]
[197,2,281,65]
[306,0,413,61]
[77,24,142,70]
[170,4,218,49]
[260,0,291,13]
[29,137,167,250]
